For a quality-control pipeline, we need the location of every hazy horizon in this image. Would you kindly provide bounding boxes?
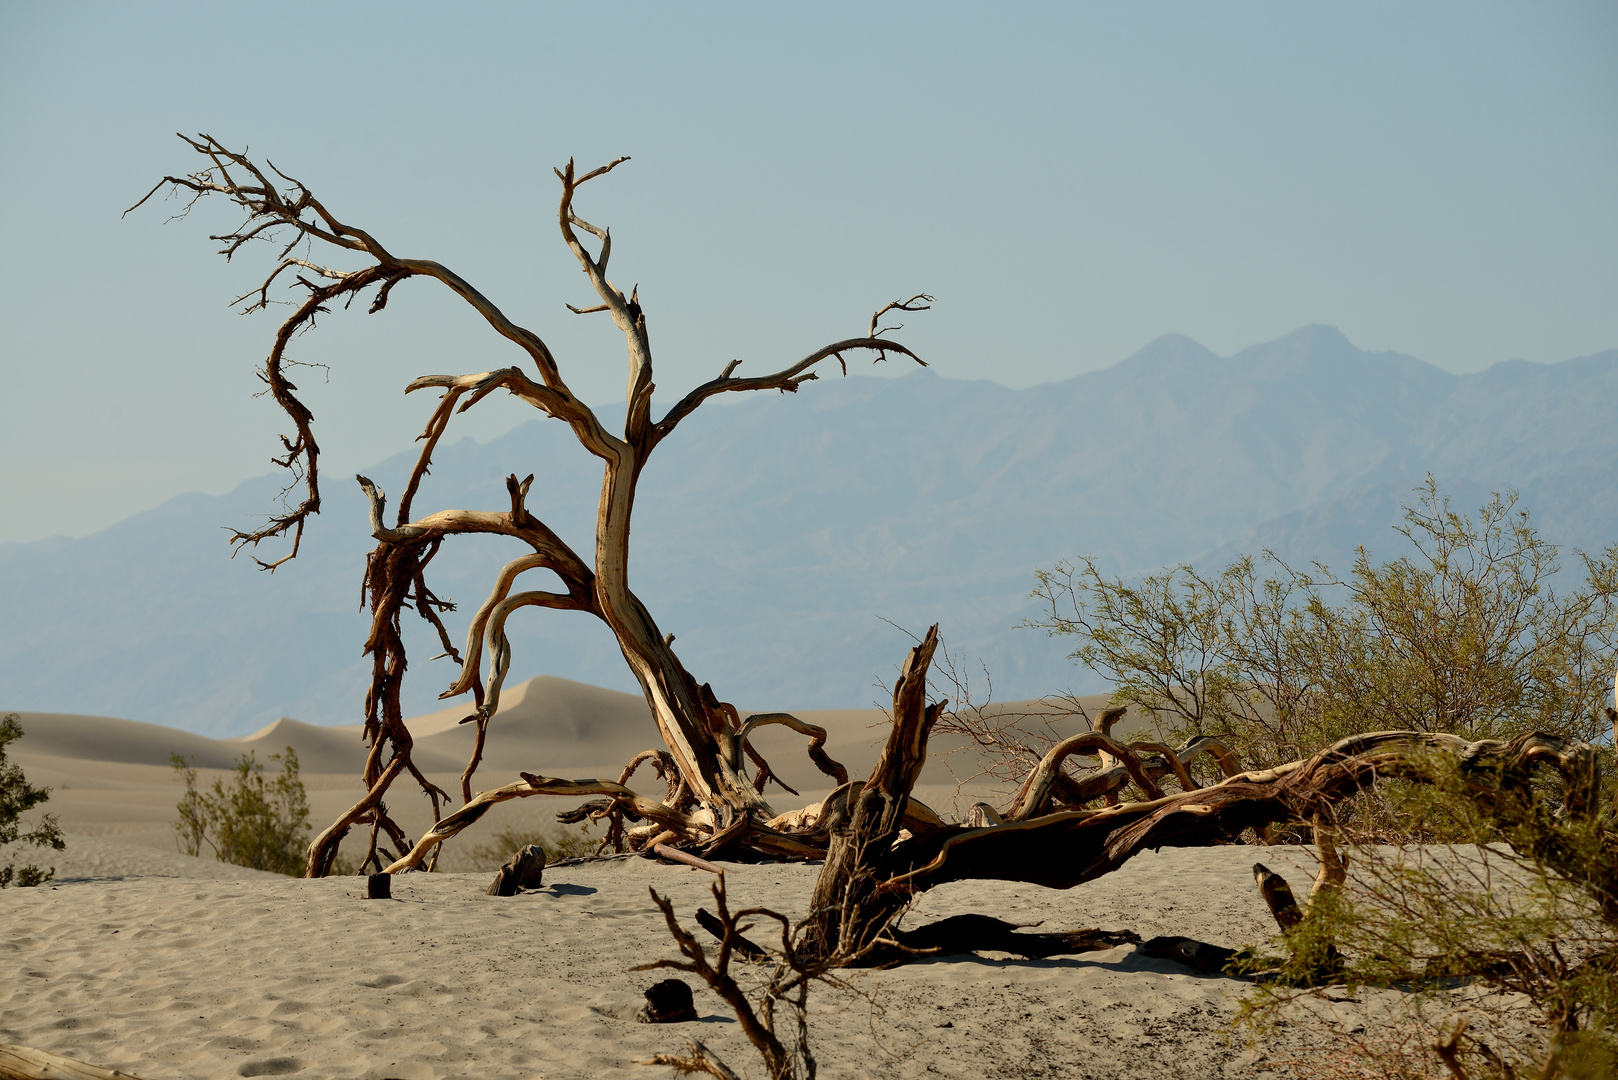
[3,3,1615,543]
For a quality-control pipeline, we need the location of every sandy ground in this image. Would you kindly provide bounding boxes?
[2,837,1322,1080]
[3,679,1310,1078]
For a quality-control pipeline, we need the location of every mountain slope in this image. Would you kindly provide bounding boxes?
[4,326,1615,734]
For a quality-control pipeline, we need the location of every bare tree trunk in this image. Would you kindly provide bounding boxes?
[801,625,945,961]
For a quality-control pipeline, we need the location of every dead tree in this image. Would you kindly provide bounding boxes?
[134,134,930,875]
[136,139,1614,961]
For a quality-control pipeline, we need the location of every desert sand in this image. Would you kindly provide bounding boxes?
[3,842,1322,1079]
[2,680,1318,1079]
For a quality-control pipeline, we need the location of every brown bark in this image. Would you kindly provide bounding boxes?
[143,138,1611,968]
[879,729,1599,896]
[487,844,546,896]
[1253,862,1304,932]
[801,625,945,961]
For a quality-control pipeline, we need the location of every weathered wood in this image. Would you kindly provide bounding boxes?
[0,1044,153,1080]
[636,978,699,1023]
[366,872,392,899]
[696,908,770,959]
[486,844,545,896]
[386,773,696,872]
[1005,731,1165,820]
[878,729,1600,897]
[634,1038,742,1080]
[802,624,944,961]
[890,915,1139,960]
[651,843,724,876]
[140,137,930,876]
[1138,936,1238,974]
[1252,862,1302,932]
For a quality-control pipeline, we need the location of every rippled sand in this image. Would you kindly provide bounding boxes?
[1,838,1320,1079]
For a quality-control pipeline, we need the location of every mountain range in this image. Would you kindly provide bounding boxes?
[4,324,1615,736]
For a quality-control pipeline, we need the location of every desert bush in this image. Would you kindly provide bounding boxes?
[468,822,599,868]
[1033,479,1618,1073]
[0,713,65,887]
[171,747,310,876]
[1236,750,1618,1079]
[1029,479,1618,775]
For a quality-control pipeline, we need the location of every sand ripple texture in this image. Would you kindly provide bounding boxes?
[1,843,1319,1080]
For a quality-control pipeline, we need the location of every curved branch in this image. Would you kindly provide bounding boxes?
[481,590,581,717]
[383,772,698,872]
[441,553,554,699]
[1004,732,1166,822]
[1127,740,1197,792]
[355,478,595,591]
[654,336,927,445]
[728,712,850,787]
[136,135,619,567]
[1176,734,1244,780]
[868,293,934,338]
[406,368,620,459]
[305,752,410,877]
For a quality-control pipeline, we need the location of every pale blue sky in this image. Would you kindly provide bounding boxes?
[2,1,1614,543]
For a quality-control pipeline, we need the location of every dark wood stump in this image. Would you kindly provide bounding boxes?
[636,978,698,1023]
[366,873,392,899]
[487,844,546,896]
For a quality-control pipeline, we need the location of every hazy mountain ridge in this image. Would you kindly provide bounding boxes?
[5,325,1615,735]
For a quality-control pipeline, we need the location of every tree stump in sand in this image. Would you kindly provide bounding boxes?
[637,979,698,1023]
[367,873,392,899]
[487,844,546,896]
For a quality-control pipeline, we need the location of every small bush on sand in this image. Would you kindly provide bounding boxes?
[1237,747,1618,1079]
[469,822,599,868]
[0,713,65,887]
[171,747,310,876]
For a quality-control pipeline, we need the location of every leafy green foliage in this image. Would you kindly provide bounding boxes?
[0,713,65,888]
[1029,479,1618,774]
[468,822,599,869]
[171,747,310,876]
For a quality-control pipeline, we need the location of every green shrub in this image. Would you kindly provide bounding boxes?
[1029,479,1618,776]
[1236,754,1618,1079]
[0,713,64,888]
[1031,480,1618,1074]
[172,747,311,876]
